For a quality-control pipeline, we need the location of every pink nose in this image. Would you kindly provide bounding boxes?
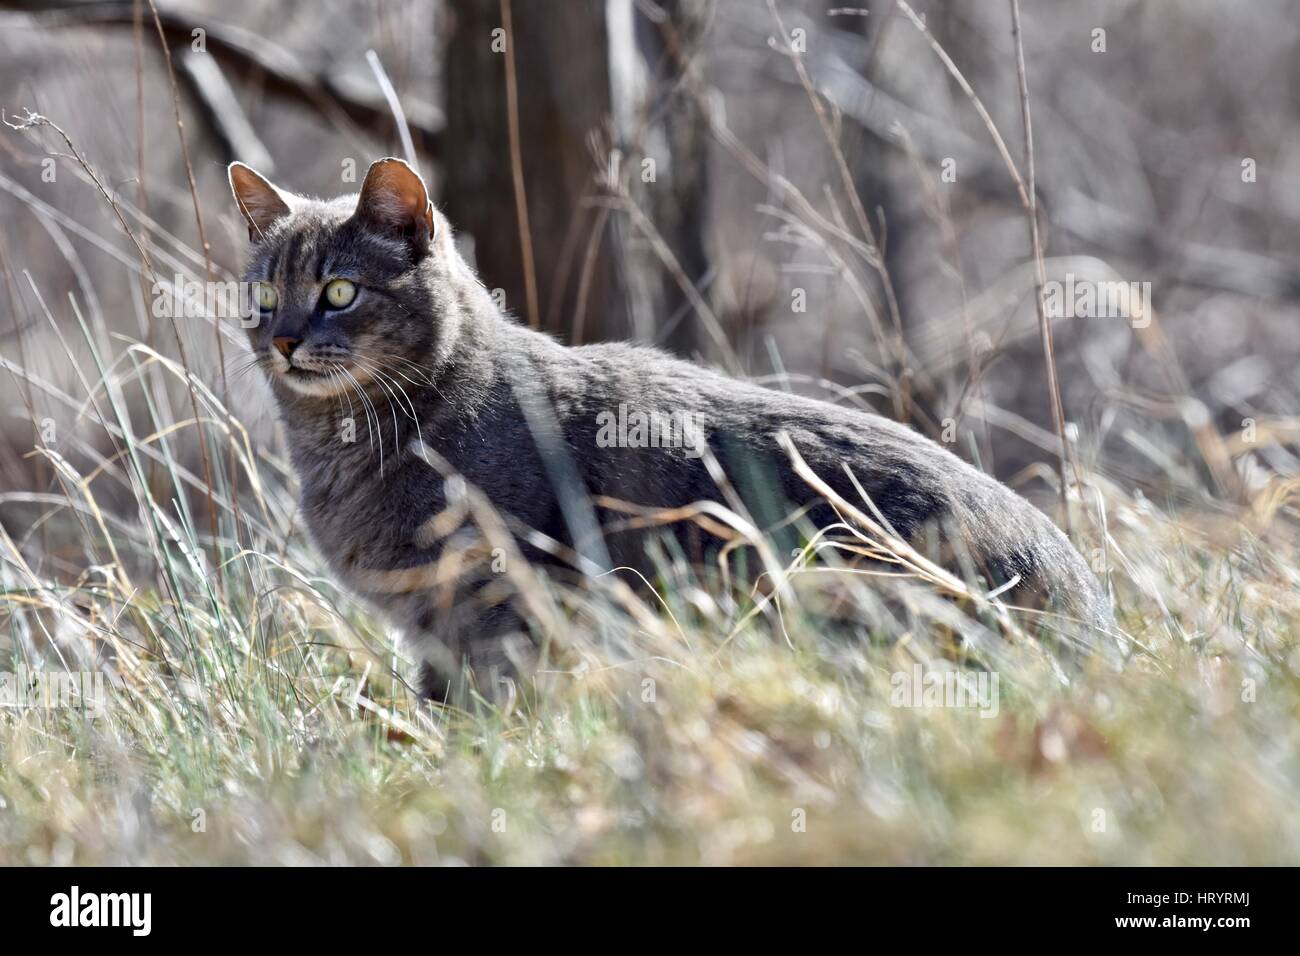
[273,336,299,359]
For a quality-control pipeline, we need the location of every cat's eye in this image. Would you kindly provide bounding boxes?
[323,278,357,309]
[256,283,278,311]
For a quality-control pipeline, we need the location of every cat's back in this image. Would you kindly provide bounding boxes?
[532,333,1112,633]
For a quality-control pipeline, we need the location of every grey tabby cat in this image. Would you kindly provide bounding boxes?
[229,157,1113,700]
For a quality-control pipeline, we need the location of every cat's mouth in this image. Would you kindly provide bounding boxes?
[263,345,366,398]
[275,359,354,398]
[284,365,328,380]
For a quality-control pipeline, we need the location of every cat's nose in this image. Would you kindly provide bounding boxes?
[272,336,300,359]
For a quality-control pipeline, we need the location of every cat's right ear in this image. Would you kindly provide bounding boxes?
[228,162,293,242]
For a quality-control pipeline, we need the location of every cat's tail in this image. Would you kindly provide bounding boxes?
[954,479,1123,662]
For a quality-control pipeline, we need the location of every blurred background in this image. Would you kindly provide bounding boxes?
[2,0,1298,529]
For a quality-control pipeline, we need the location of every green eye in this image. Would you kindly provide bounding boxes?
[323,278,356,309]
[256,283,278,310]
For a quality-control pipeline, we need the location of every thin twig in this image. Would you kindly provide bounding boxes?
[895,0,1073,534]
[499,0,541,330]
[4,108,230,580]
[365,49,418,174]
[145,0,232,578]
[766,0,908,415]
[1008,0,1073,536]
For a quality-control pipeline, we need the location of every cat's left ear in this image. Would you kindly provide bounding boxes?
[352,158,435,251]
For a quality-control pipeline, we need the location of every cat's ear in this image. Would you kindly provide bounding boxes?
[352,158,435,250]
[228,163,294,241]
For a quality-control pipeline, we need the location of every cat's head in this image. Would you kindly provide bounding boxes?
[228,158,457,400]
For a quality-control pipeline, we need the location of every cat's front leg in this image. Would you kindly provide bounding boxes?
[411,600,534,704]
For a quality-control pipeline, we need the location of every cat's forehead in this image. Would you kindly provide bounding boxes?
[286,194,359,232]
[242,192,417,283]
[244,195,357,268]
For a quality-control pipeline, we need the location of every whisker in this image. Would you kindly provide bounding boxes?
[367,351,450,404]
[330,362,355,423]
[340,366,382,471]
[354,360,404,462]
[353,359,430,467]
[352,357,420,423]
[325,363,347,422]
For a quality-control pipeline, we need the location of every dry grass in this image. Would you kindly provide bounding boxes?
[0,311,1296,864]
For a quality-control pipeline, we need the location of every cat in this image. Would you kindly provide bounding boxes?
[229,157,1115,701]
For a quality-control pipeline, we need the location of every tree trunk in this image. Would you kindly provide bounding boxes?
[443,0,625,340]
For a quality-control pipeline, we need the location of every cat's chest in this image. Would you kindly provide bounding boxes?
[291,438,444,579]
